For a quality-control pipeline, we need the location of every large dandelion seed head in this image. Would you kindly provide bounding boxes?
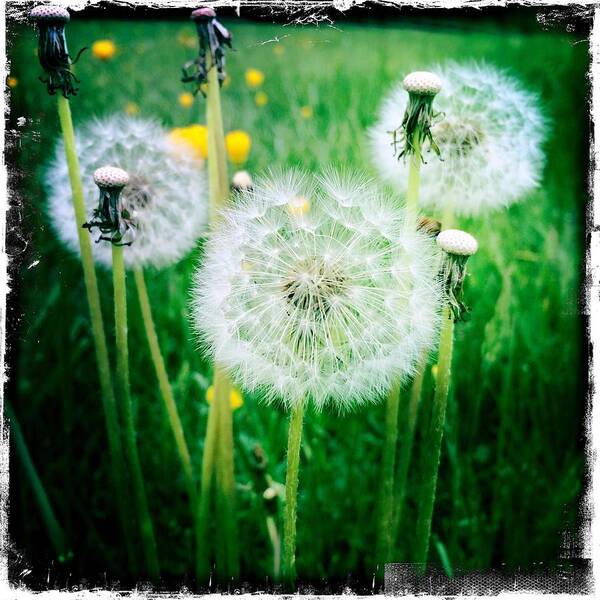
[192,169,442,412]
[46,115,208,269]
[370,62,546,217]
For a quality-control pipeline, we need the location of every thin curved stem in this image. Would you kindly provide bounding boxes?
[414,305,454,573]
[7,402,71,562]
[282,402,305,591]
[112,246,160,582]
[376,381,400,571]
[56,95,138,575]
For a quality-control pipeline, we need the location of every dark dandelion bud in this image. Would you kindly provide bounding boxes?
[30,5,85,98]
[83,166,136,246]
[390,71,443,161]
[436,229,478,322]
[181,7,233,95]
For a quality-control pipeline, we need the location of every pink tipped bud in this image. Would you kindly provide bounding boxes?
[93,166,130,189]
[403,71,443,96]
[30,5,70,22]
[437,229,478,256]
[191,7,216,20]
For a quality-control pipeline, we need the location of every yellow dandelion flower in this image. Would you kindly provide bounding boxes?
[125,102,139,116]
[206,385,244,410]
[92,40,116,61]
[7,77,18,88]
[169,124,208,160]
[287,196,311,217]
[255,91,268,107]
[273,45,285,56]
[225,130,252,164]
[245,68,265,89]
[299,105,313,119]
[179,92,195,108]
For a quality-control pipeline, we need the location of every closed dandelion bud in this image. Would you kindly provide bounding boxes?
[192,169,442,411]
[437,229,478,322]
[370,62,546,216]
[84,166,134,246]
[391,71,443,159]
[46,115,208,268]
[182,7,233,93]
[232,170,253,192]
[30,4,84,98]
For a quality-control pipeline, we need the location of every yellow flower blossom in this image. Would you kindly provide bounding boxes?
[225,130,252,164]
[169,125,208,160]
[125,102,139,116]
[178,92,195,108]
[206,385,244,410]
[7,77,18,88]
[299,105,313,119]
[92,40,116,61]
[245,68,265,89]
[255,91,268,107]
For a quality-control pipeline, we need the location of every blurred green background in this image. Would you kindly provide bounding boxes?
[6,9,588,591]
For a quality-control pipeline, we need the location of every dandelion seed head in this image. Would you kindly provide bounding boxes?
[192,169,442,412]
[46,115,207,269]
[30,5,70,22]
[370,62,546,216]
[403,71,442,96]
[437,229,478,256]
[93,166,129,188]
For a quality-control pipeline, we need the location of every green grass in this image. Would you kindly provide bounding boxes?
[7,14,587,588]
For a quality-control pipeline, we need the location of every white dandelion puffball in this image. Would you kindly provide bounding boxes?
[192,169,442,411]
[369,62,546,217]
[46,115,208,269]
[403,71,443,96]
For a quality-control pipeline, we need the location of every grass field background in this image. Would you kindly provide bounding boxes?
[6,11,589,589]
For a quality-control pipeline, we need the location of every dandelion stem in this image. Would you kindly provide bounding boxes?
[266,514,281,580]
[202,53,238,583]
[112,245,160,582]
[7,402,71,562]
[376,381,401,572]
[414,305,454,573]
[282,401,305,590]
[406,136,421,217]
[133,268,198,535]
[195,390,219,584]
[391,366,424,548]
[55,95,138,575]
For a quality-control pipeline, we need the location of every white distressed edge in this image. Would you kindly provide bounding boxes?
[0,1,595,598]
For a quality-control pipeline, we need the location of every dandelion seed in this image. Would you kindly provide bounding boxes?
[46,115,207,268]
[192,169,442,411]
[92,39,116,60]
[370,62,546,216]
[245,68,265,88]
[225,130,252,164]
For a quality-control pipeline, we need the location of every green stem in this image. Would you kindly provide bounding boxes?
[376,381,400,570]
[406,136,421,217]
[55,95,138,575]
[282,402,305,590]
[266,515,281,581]
[391,365,425,547]
[203,54,238,582]
[7,402,71,562]
[112,246,160,581]
[195,391,219,584]
[133,268,196,500]
[414,305,454,573]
